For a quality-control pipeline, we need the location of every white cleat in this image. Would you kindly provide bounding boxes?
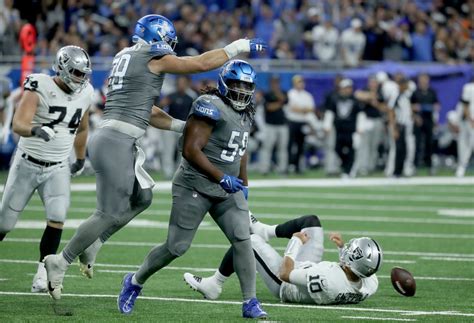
[44,254,66,300]
[78,239,102,279]
[31,274,48,293]
[183,273,222,300]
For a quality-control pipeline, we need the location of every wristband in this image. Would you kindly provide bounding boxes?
[170,119,186,133]
[284,236,303,261]
[223,39,250,59]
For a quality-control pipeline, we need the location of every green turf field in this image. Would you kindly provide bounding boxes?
[0,177,473,322]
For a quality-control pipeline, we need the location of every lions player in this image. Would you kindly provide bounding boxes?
[116,60,267,318]
[44,14,266,301]
[0,45,93,292]
[185,214,382,306]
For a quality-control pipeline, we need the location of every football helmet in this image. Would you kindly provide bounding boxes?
[340,237,383,278]
[52,45,92,93]
[217,60,256,111]
[133,14,178,50]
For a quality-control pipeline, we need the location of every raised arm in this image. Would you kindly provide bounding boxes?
[149,105,185,133]
[149,39,266,74]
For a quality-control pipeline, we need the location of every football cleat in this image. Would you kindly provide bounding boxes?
[44,254,66,300]
[117,273,142,314]
[31,274,48,293]
[78,239,102,279]
[183,272,222,300]
[242,298,268,319]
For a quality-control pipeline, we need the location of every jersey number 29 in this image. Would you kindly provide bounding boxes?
[108,54,131,90]
[221,131,249,162]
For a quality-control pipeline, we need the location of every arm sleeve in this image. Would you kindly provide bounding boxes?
[189,96,221,123]
[288,268,308,286]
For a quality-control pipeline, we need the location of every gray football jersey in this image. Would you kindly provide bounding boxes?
[174,94,252,198]
[103,42,175,130]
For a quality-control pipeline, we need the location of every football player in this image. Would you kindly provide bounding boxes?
[455,78,474,177]
[184,213,382,306]
[116,60,267,318]
[44,15,266,301]
[0,45,93,292]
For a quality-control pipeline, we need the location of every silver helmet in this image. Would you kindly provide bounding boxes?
[340,237,383,278]
[52,45,92,93]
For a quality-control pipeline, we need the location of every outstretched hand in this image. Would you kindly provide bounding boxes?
[329,232,344,248]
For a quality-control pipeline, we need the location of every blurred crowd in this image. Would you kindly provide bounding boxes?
[1,0,473,65]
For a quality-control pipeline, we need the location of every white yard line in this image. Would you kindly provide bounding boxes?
[438,209,474,217]
[19,206,474,225]
[1,259,472,281]
[0,291,472,317]
[420,257,474,262]
[8,220,474,239]
[341,316,416,321]
[2,176,472,193]
[4,238,474,258]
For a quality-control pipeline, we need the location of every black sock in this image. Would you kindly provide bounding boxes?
[39,225,63,262]
[275,215,321,239]
[0,233,5,241]
[218,247,235,277]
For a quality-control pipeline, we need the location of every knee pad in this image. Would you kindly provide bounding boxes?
[167,240,191,257]
[0,207,20,234]
[45,196,69,223]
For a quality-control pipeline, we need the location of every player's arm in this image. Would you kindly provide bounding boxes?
[73,110,89,160]
[279,232,309,283]
[182,115,223,182]
[149,38,266,74]
[149,105,185,133]
[12,90,39,137]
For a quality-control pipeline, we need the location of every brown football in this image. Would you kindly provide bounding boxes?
[391,267,416,297]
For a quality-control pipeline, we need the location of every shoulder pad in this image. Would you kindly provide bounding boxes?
[149,41,175,58]
[190,96,221,122]
[23,74,43,92]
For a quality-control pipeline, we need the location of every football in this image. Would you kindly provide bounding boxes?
[391,267,416,297]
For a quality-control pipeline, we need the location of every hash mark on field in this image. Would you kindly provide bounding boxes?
[341,316,416,321]
[0,291,473,317]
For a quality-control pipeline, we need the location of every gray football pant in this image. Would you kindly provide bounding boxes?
[0,149,70,234]
[62,128,152,263]
[135,184,256,300]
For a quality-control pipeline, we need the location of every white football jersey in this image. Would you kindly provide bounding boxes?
[279,261,378,305]
[18,73,93,162]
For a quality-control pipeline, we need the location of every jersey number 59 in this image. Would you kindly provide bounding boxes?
[221,131,249,162]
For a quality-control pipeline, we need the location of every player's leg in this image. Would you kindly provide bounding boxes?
[0,151,38,240]
[259,125,277,174]
[118,185,211,314]
[44,130,137,299]
[33,163,70,292]
[79,180,153,278]
[276,125,289,174]
[209,193,267,318]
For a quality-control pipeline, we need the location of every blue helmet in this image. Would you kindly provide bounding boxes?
[217,60,256,111]
[133,14,178,50]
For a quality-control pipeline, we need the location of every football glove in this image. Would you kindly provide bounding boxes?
[31,126,56,142]
[219,174,244,194]
[71,159,85,177]
[242,186,249,200]
[249,38,267,53]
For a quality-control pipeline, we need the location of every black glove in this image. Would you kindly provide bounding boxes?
[71,159,85,177]
[31,126,55,142]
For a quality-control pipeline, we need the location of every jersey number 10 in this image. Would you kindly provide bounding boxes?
[108,54,131,90]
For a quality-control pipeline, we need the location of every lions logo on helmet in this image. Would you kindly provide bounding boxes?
[217,60,256,111]
[133,14,178,50]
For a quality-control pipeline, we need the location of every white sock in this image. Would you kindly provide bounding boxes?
[251,221,277,241]
[212,270,228,286]
[131,274,143,287]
